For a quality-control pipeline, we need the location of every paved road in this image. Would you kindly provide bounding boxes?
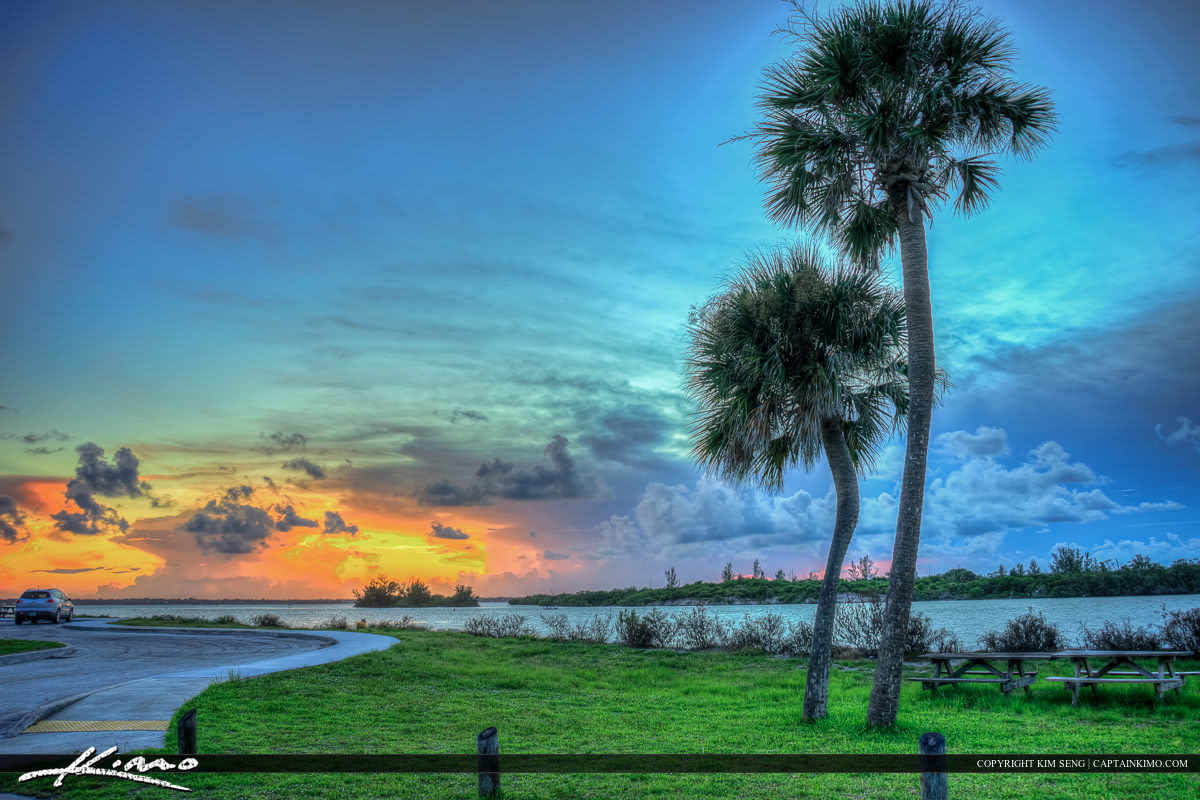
[0,618,327,737]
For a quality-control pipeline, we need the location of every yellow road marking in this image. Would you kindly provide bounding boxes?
[23,720,169,733]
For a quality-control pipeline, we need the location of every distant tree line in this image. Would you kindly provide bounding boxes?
[509,549,1200,607]
[353,575,479,608]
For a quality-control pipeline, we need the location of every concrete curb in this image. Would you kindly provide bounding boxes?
[0,644,75,666]
[4,678,144,740]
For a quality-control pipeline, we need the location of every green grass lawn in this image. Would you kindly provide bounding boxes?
[2,629,1197,799]
[0,639,65,656]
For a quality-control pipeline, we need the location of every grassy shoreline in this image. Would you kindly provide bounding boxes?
[3,626,1196,799]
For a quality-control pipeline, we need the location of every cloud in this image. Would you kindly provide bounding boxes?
[184,487,275,555]
[258,431,307,452]
[593,429,1183,564]
[448,408,488,424]
[936,426,1010,460]
[1,430,70,444]
[169,198,267,238]
[1173,116,1200,128]
[0,496,30,543]
[419,435,601,506]
[543,550,570,560]
[274,504,318,531]
[281,458,327,480]
[323,511,359,536]
[32,567,105,574]
[51,442,154,535]
[1112,143,1200,168]
[429,521,469,540]
[1156,417,1200,453]
[579,404,677,470]
[25,446,64,456]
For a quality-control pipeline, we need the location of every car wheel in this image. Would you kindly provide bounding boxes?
[65,611,73,622]
[13,616,22,625]
[53,608,61,624]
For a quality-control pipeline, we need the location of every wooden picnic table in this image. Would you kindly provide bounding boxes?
[1045,650,1192,705]
[911,651,1059,696]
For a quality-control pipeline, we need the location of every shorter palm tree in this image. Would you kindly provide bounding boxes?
[685,242,913,720]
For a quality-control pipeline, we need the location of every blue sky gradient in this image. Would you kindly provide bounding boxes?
[1,0,1197,597]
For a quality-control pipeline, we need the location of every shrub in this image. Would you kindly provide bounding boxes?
[214,615,239,625]
[463,614,531,638]
[252,613,285,628]
[727,611,788,654]
[833,595,955,657]
[906,610,958,656]
[1161,607,1200,653]
[642,608,679,648]
[977,607,1064,651]
[569,613,613,643]
[541,613,571,642]
[781,619,814,656]
[1080,618,1162,650]
[616,610,655,648]
[372,615,420,630]
[318,615,350,630]
[677,606,726,649]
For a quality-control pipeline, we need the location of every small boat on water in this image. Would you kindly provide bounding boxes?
[542,605,559,610]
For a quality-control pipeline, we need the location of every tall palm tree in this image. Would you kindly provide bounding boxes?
[685,243,910,721]
[746,0,1055,726]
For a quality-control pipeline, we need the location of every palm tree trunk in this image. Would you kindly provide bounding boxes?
[866,185,936,728]
[803,416,860,721]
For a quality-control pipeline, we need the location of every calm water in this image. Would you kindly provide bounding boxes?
[74,594,1200,647]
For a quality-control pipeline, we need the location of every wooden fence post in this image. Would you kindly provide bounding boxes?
[919,731,948,800]
[477,726,499,797]
[177,708,198,755]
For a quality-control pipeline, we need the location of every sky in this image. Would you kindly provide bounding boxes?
[1,0,1197,599]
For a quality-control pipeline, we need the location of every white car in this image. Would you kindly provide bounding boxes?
[14,588,74,624]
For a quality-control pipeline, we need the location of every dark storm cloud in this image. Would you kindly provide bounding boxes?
[274,504,318,531]
[419,435,601,507]
[257,431,307,452]
[184,489,275,555]
[52,443,154,536]
[448,408,488,424]
[281,458,327,480]
[0,496,30,543]
[579,405,676,469]
[323,511,359,536]
[429,521,469,540]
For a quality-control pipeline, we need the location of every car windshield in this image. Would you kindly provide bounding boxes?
[21,591,50,599]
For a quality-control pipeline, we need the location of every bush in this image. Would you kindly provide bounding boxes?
[317,615,349,630]
[541,613,572,642]
[1161,607,1200,653]
[642,608,680,648]
[463,614,531,638]
[252,613,285,628]
[906,610,958,655]
[1080,618,1162,650]
[214,615,239,625]
[616,610,655,648]
[780,619,814,656]
[977,608,1064,651]
[569,613,613,643]
[677,606,726,649]
[832,595,956,657]
[727,611,788,654]
[372,616,420,630]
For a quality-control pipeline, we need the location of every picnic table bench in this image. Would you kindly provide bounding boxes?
[910,652,1057,696]
[1044,650,1193,705]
